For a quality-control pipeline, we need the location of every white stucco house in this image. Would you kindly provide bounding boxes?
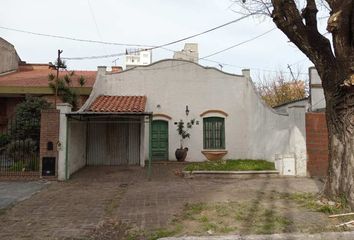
[57,59,307,180]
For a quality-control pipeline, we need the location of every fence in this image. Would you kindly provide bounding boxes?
[0,115,40,178]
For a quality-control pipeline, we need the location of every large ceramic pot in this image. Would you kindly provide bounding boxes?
[175,147,188,162]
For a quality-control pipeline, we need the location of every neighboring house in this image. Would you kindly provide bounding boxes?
[124,48,152,69]
[305,67,328,177]
[49,59,307,180]
[0,37,21,74]
[272,67,329,177]
[0,62,97,131]
[309,67,326,111]
[273,98,309,114]
[173,43,199,63]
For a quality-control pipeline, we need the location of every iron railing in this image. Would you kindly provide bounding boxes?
[0,115,40,177]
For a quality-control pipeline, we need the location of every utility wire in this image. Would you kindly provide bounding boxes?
[0,15,308,75]
[62,53,125,60]
[63,28,276,60]
[108,27,308,76]
[0,13,256,60]
[87,0,103,40]
[0,13,255,59]
[0,26,155,47]
[61,13,256,60]
[87,0,107,54]
[118,29,310,76]
[145,13,256,51]
[200,28,276,59]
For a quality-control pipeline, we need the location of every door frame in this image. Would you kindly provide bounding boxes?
[151,120,169,160]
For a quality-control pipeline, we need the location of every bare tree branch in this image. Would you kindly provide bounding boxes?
[327,0,353,67]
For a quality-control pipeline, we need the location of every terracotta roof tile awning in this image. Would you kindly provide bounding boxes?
[87,95,147,113]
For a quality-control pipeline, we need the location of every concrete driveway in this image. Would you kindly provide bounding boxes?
[0,181,47,210]
[0,164,327,240]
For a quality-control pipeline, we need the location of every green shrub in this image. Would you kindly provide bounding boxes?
[10,96,51,143]
[6,139,37,160]
[10,162,27,171]
[27,158,39,171]
[9,159,39,172]
[0,134,10,147]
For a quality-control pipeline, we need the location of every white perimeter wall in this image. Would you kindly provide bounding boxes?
[68,121,87,176]
[81,59,305,166]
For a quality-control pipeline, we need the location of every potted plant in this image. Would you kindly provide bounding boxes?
[175,119,194,162]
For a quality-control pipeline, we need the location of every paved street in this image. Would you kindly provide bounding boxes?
[161,232,354,240]
[0,164,326,240]
[0,181,46,210]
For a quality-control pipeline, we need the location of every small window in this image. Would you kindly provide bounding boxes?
[203,117,225,149]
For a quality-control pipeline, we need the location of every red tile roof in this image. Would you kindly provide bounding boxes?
[0,64,96,87]
[87,95,147,113]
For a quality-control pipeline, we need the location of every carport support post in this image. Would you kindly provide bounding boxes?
[56,103,72,181]
[148,115,152,181]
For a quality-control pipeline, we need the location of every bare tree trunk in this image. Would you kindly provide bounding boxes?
[238,0,354,205]
[325,81,354,206]
[270,0,354,206]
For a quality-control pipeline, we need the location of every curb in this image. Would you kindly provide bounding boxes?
[183,170,280,179]
[160,231,354,240]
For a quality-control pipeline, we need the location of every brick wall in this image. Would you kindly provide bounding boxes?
[40,109,59,177]
[306,112,329,177]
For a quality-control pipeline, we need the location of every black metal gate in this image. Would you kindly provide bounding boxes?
[0,115,40,177]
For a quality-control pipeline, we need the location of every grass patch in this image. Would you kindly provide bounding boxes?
[182,202,208,220]
[123,226,181,240]
[147,229,177,240]
[277,192,350,215]
[168,201,292,236]
[95,196,348,239]
[185,159,275,172]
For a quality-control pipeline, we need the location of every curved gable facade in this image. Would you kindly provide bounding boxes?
[81,59,306,176]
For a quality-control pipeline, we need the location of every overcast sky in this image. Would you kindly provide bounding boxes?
[0,0,329,81]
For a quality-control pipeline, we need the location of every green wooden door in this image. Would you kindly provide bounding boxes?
[152,120,169,160]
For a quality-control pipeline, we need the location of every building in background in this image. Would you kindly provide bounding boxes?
[0,38,101,132]
[305,67,328,177]
[0,37,21,74]
[173,43,199,63]
[124,48,152,69]
[309,67,326,111]
[271,67,328,177]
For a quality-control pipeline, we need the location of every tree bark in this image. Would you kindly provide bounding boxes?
[321,69,354,206]
[268,0,354,205]
[322,0,354,206]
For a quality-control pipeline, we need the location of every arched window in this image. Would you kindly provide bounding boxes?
[203,117,225,149]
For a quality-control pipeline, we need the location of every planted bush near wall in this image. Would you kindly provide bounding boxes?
[185,159,276,172]
[0,134,10,148]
